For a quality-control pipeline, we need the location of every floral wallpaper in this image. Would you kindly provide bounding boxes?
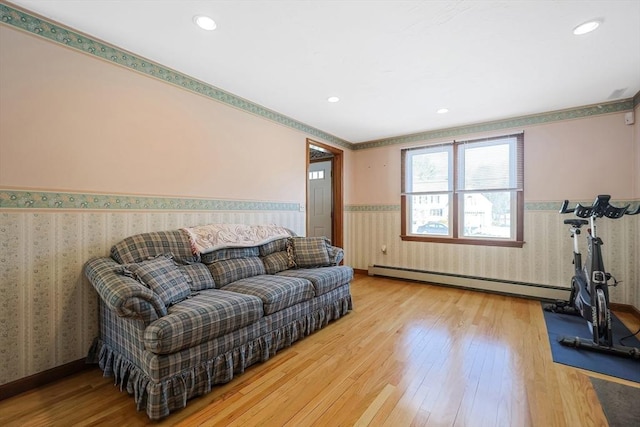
[0,201,305,385]
[1,192,638,386]
[344,203,639,310]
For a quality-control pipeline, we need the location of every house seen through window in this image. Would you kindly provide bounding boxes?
[401,133,524,247]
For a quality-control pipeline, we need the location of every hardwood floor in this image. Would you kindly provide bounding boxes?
[1,274,638,426]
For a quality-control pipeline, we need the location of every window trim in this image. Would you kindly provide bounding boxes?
[400,133,524,248]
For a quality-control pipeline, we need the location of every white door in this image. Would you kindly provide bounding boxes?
[308,160,332,239]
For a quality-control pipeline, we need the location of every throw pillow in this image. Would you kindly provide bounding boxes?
[292,237,331,268]
[122,256,192,306]
[262,251,291,274]
[178,263,217,291]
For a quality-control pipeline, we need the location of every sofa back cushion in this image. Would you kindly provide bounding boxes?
[111,230,196,264]
[121,256,192,307]
[258,238,289,256]
[206,257,266,287]
[259,238,295,274]
[201,246,259,263]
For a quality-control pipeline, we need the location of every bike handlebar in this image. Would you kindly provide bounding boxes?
[559,200,574,214]
[559,195,635,219]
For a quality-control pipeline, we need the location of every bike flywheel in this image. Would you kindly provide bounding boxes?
[595,288,607,335]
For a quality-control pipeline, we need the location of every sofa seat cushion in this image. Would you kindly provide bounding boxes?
[143,290,264,354]
[221,275,315,315]
[277,266,354,296]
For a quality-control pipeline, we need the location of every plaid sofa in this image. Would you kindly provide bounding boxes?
[85,227,352,420]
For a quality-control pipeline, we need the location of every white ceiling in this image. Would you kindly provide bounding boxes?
[9,0,640,143]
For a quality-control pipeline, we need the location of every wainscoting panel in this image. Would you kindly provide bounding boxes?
[344,204,639,308]
[0,209,304,385]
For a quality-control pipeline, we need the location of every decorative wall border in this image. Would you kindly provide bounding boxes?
[346,200,640,212]
[0,2,636,153]
[345,205,401,212]
[0,189,300,211]
[0,2,351,149]
[526,199,640,212]
[525,202,566,211]
[353,100,634,150]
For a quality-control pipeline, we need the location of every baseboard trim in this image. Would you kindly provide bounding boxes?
[0,358,91,401]
[368,264,571,301]
[353,268,368,275]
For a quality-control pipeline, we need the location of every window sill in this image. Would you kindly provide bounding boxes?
[400,235,525,248]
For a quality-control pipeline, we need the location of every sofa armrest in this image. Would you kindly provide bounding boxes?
[84,257,167,323]
[327,245,344,265]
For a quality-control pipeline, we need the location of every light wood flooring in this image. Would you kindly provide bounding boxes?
[1,274,639,426]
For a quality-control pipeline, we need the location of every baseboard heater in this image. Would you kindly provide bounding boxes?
[368,265,570,301]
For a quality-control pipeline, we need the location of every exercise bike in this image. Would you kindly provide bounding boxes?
[545,195,640,359]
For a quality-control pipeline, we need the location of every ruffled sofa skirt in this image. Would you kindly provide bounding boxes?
[87,285,352,420]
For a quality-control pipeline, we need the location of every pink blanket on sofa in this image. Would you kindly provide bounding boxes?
[181,223,293,255]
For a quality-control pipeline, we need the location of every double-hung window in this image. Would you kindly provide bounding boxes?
[401,133,524,247]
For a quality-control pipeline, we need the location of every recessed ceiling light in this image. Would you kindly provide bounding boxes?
[437,108,449,114]
[327,96,340,103]
[573,20,601,35]
[194,15,216,31]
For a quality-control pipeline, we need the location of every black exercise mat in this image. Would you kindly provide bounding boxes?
[591,377,640,427]
[541,302,640,382]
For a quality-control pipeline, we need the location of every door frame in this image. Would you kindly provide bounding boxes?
[306,138,343,248]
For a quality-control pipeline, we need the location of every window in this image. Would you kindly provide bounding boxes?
[308,170,325,180]
[401,133,524,247]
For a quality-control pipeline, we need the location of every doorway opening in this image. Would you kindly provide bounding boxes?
[306,139,343,248]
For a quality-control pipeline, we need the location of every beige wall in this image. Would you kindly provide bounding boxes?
[0,17,637,388]
[525,114,635,201]
[0,26,317,201]
[345,111,639,311]
[348,112,636,205]
[0,25,344,385]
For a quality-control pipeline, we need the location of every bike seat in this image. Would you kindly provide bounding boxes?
[564,219,589,227]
